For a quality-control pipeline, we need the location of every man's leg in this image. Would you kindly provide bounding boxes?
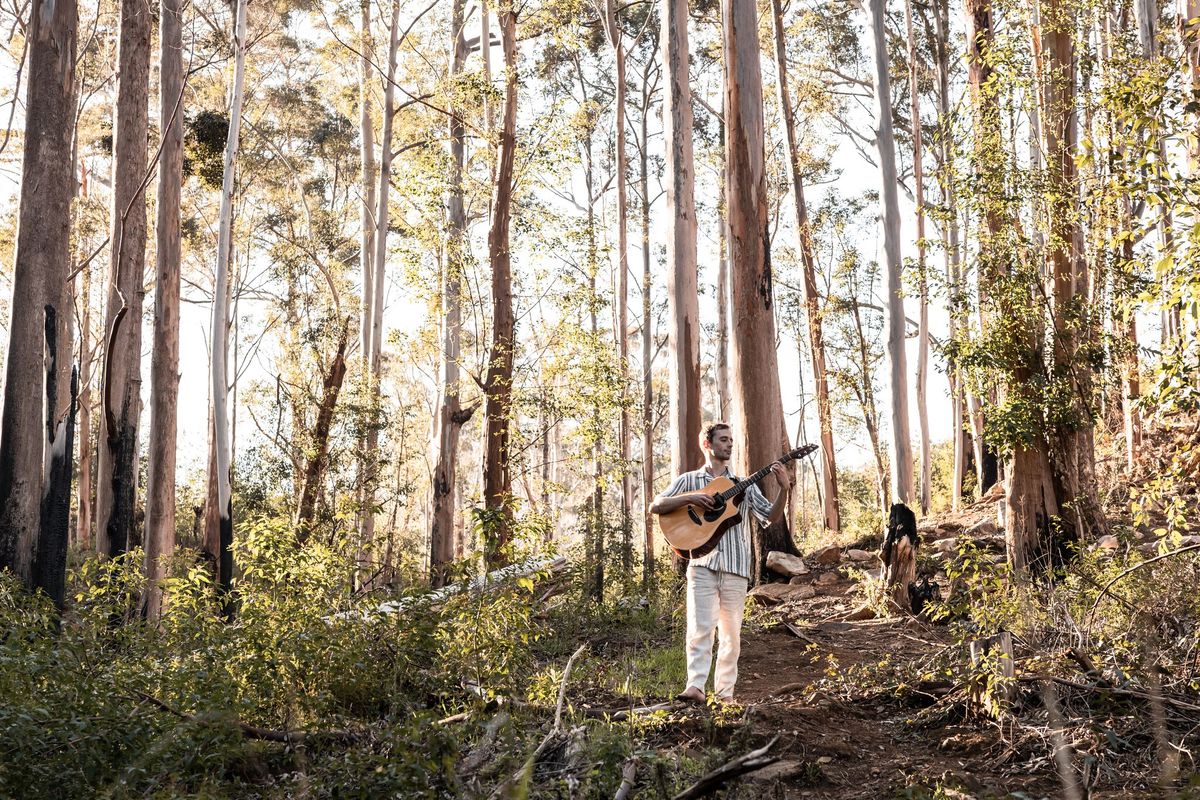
[684,566,720,695]
[713,572,749,700]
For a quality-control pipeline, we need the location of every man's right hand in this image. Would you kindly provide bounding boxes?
[687,492,717,510]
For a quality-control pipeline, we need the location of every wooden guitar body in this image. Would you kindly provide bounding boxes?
[658,476,744,559]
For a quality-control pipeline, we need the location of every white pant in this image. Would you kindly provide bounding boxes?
[685,566,748,699]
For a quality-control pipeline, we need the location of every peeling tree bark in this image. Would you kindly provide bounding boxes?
[145,0,186,619]
[724,0,795,584]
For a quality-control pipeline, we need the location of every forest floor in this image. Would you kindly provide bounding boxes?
[596,483,1199,800]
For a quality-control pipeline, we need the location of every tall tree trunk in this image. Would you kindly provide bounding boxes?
[605,0,633,574]
[96,0,151,559]
[0,0,77,594]
[661,0,701,476]
[144,0,186,620]
[431,0,471,588]
[903,0,931,516]
[869,0,914,506]
[296,322,350,535]
[1133,0,1179,345]
[639,66,656,584]
[1044,0,1104,541]
[359,0,376,359]
[76,168,94,550]
[770,0,839,532]
[209,0,248,601]
[361,0,401,570]
[482,1,518,568]
[931,0,966,510]
[724,0,794,585]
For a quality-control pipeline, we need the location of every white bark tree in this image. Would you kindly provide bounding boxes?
[868,0,914,506]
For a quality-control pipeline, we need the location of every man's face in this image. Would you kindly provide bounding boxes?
[706,428,734,460]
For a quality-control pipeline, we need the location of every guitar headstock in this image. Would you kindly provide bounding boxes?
[784,443,819,461]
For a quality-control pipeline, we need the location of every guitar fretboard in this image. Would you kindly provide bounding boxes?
[716,454,797,502]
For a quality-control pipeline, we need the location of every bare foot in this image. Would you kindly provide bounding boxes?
[674,687,705,703]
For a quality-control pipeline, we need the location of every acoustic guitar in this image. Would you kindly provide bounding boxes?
[658,444,819,559]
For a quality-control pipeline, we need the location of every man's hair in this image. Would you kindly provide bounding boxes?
[702,422,731,444]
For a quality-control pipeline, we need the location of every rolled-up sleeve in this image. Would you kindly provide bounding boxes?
[743,483,774,525]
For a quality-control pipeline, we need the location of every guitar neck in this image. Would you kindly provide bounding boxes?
[718,454,796,501]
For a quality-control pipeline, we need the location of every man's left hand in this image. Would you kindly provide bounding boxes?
[769,461,792,489]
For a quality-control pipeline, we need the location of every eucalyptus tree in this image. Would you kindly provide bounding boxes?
[145,0,188,619]
[867,0,913,508]
[661,0,701,477]
[0,0,77,605]
[769,0,839,533]
[482,0,519,567]
[724,0,796,580]
[431,0,472,587]
[902,0,931,516]
[97,0,152,558]
[209,0,250,598]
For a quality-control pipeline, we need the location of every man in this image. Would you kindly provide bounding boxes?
[650,422,790,703]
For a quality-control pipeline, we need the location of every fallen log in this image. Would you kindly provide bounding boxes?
[672,735,780,800]
[332,554,569,621]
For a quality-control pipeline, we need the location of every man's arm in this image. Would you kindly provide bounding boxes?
[648,472,716,515]
[746,462,792,524]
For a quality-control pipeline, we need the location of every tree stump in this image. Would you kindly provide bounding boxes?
[882,503,918,611]
[968,631,1014,715]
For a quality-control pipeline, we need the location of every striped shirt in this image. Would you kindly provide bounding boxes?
[662,466,774,579]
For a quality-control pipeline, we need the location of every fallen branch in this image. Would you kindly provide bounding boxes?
[781,621,819,646]
[487,643,588,800]
[1018,676,1200,715]
[135,691,360,744]
[1086,543,1200,624]
[672,735,780,800]
[613,757,638,800]
[555,643,588,729]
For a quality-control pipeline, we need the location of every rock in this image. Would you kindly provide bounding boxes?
[789,583,817,599]
[932,537,957,554]
[1179,534,1200,547]
[748,582,817,605]
[1095,534,1120,550]
[788,575,812,585]
[767,550,810,577]
[815,571,840,586]
[846,548,876,563]
[966,519,998,538]
[746,760,807,782]
[810,545,842,565]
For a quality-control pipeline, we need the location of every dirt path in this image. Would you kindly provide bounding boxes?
[727,595,1063,799]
